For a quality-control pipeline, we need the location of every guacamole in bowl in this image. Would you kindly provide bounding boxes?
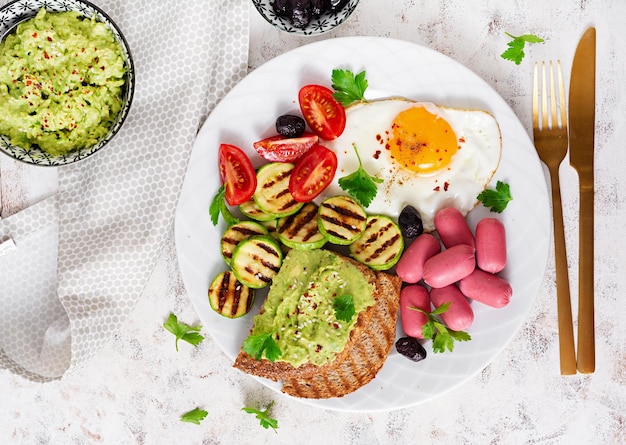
[0,0,134,166]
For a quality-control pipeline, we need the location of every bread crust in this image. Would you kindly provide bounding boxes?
[232,251,402,398]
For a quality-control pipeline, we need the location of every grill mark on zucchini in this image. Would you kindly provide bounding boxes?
[279,205,318,241]
[321,202,366,221]
[261,169,291,190]
[217,271,232,312]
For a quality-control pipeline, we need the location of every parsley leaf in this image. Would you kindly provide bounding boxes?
[180,407,208,425]
[209,185,240,226]
[501,32,544,65]
[477,180,512,213]
[333,294,355,322]
[338,144,383,208]
[163,313,204,352]
[331,69,368,107]
[242,332,281,362]
[408,303,471,353]
[242,401,279,432]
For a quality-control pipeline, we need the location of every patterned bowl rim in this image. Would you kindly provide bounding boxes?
[251,0,360,36]
[0,0,135,167]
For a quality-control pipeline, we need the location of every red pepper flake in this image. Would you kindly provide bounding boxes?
[433,186,441,192]
[43,51,50,59]
[459,137,465,143]
[32,32,38,38]
[47,36,53,42]
[373,150,381,160]
[443,181,450,191]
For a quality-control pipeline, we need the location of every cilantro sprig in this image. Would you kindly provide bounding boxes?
[242,332,281,362]
[477,180,512,213]
[409,303,471,353]
[180,407,208,425]
[209,185,240,226]
[331,69,368,107]
[501,32,544,65]
[333,294,355,322]
[242,401,279,432]
[163,313,204,352]
[338,144,383,208]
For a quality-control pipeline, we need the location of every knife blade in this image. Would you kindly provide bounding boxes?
[568,27,596,374]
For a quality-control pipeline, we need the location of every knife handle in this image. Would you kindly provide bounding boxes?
[577,185,595,373]
[549,172,577,375]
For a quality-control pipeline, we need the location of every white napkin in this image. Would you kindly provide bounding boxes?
[0,0,249,380]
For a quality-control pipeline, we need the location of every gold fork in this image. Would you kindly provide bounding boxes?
[532,61,577,375]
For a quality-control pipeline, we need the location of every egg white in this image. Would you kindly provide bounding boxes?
[318,99,502,232]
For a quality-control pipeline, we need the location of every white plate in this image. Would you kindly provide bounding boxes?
[174,37,550,412]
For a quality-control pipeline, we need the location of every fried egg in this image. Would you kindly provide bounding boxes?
[319,99,502,232]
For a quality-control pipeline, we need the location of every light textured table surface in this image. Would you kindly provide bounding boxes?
[2,0,626,443]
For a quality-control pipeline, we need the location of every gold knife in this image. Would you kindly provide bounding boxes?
[568,27,596,374]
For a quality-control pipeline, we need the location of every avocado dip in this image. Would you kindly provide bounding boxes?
[0,8,127,156]
[250,249,375,367]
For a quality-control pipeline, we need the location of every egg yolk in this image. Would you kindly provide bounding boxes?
[388,106,458,174]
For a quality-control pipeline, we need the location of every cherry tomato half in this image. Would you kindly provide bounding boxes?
[289,144,338,202]
[252,132,318,162]
[218,143,257,206]
[298,85,346,141]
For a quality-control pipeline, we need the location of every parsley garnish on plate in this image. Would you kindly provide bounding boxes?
[477,180,512,213]
[333,294,355,322]
[163,313,204,352]
[501,32,544,65]
[209,185,240,226]
[409,303,471,353]
[338,144,383,208]
[242,332,281,362]
[180,407,208,425]
[331,69,368,107]
[242,401,279,432]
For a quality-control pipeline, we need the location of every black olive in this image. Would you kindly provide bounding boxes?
[273,0,291,18]
[276,114,306,138]
[398,205,424,239]
[325,0,350,13]
[310,0,326,17]
[395,336,427,362]
[290,0,312,28]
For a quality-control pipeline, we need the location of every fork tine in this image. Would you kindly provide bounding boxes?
[532,63,539,130]
[549,61,558,128]
[557,61,567,130]
[541,61,549,130]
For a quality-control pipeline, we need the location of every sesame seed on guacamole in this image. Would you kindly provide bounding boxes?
[0,8,127,156]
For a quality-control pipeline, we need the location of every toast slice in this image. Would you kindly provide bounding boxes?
[233,249,401,399]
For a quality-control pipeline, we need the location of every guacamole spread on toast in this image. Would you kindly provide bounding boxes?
[0,8,127,155]
[250,249,375,367]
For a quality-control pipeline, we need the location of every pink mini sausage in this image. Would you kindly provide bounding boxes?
[430,284,474,331]
[458,268,512,308]
[400,284,431,338]
[423,244,476,288]
[475,218,507,274]
[395,233,442,283]
[434,207,475,248]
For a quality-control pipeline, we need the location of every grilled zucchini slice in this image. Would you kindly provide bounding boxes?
[239,199,276,222]
[277,202,327,250]
[253,162,303,218]
[208,270,255,318]
[221,221,269,265]
[349,215,404,270]
[317,195,367,245]
[231,235,283,289]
